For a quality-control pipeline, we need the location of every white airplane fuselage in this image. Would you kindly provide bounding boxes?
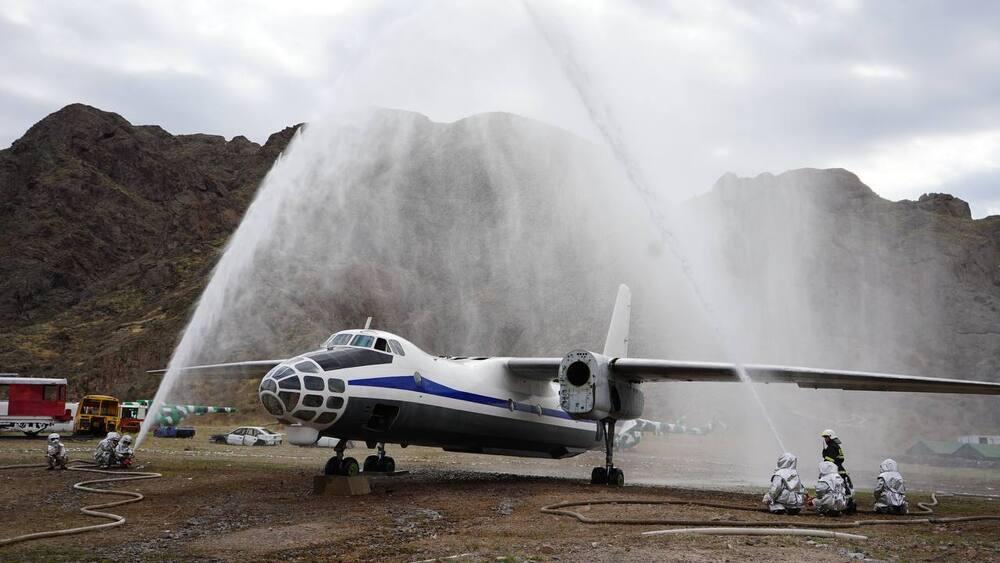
[259,329,601,458]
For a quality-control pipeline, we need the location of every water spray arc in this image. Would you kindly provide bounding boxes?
[521,1,787,452]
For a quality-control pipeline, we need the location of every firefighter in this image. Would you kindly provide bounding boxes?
[873,458,908,514]
[94,431,119,468]
[813,460,848,516]
[821,429,856,513]
[113,434,134,467]
[46,433,68,470]
[761,452,805,514]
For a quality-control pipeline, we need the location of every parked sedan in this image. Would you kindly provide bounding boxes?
[215,426,283,446]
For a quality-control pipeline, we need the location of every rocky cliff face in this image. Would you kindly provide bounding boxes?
[0,104,299,397]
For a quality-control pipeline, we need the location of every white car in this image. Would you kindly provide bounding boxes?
[221,426,283,446]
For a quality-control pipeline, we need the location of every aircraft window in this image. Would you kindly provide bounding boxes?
[278,392,300,410]
[315,412,337,424]
[328,378,345,393]
[350,334,374,348]
[303,376,324,391]
[261,379,277,393]
[303,394,324,408]
[326,396,344,409]
[295,361,320,373]
[326,333,352,347]
[307,349,392,371]
[374,338,390,353]
[293,410,316,421]
[388,340,405,356]
[278,377,301,390]
[270,366,294,381]
[262,394,283,415]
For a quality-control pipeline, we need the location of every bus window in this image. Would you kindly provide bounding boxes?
[43,385,58,401]
[0,384,7,400]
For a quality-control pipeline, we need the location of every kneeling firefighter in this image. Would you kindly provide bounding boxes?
[94,431,119,468]
[762,452,805,514]
[813,460,848,516]
[873,458,908,514]
[113,434,135,468]
[821,429,856,513]
[46,433,69,470]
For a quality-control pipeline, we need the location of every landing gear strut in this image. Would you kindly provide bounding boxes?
[591,418,624,486]
[324,439,360,476]
[363,442,396,473]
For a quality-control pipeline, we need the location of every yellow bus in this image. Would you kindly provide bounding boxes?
[73,395,121,435]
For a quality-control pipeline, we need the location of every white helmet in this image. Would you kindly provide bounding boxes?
[121,435,133,445]
[108,431,120,441]
[48,433,60,442]
[821,429,837,439]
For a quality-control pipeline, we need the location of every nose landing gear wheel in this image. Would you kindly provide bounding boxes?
[363,442,396,473]
[591,467,607,485]
[341,457,360,477]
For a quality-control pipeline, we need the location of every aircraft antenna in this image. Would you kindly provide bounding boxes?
[364,316,373,330]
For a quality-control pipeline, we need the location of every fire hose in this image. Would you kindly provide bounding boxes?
[0,460,161,547]
[540,492,1000,540]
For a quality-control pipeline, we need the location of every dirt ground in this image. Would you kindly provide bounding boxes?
[2,428,1000,562]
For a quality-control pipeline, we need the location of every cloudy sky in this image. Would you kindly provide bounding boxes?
[2,0,998,216]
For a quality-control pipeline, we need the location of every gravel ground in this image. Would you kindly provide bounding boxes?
[2,427,1000,562]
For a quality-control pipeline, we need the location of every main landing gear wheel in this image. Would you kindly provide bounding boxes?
[591,419,625,487]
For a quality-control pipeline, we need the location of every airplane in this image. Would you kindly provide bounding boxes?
[159,284,1000,485]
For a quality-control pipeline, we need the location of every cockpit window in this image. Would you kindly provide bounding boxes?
[326,333,352,347]
[388,340,405,356]
[374,338,390,353]
[350,334,375,348]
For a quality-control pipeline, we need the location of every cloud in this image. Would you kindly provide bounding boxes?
[1,0,998,216]
[834,129,1000,209]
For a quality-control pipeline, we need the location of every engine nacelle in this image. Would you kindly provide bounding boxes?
[558,350,644,421]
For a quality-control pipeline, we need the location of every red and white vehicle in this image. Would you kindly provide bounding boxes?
[0,375,77,436]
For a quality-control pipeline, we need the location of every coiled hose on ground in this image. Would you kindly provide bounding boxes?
[0,460,161,547]
[541,492,1000,540]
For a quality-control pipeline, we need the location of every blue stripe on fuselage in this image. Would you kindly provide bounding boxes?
[350,375,573,420]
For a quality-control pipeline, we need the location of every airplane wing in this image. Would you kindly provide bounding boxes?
[147,360,285,379]
[506,357,1000,395]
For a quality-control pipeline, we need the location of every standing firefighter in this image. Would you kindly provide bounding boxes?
[821,429,856,513]
[94,431,119,468]
[873,458,908,514]
[762,452,805,514]
[46,433,68,470]
[813,460,848,516]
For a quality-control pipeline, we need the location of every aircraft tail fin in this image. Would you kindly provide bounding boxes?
[603,284,631,358]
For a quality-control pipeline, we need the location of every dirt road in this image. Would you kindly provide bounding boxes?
[2,429,999,561]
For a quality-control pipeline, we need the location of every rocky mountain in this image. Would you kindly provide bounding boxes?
[0,104,299,398]
[1,104,997,432]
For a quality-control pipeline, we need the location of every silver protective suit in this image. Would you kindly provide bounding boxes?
[814,460,848,514]
[94,437,115,467]
[114,438,134,466]
[762,453,805,513]
[874,458,908,514]
[47,436,68,469]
